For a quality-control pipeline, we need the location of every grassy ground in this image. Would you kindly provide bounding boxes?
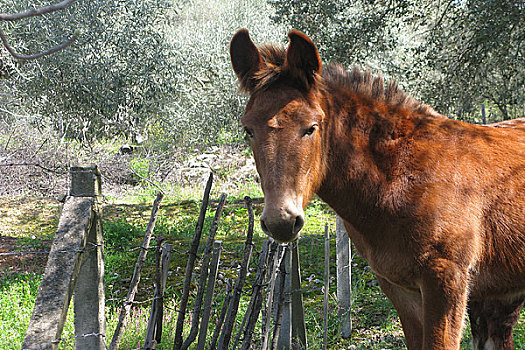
[1,188,525,349]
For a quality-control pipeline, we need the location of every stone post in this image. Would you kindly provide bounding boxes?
[72,165,106,350]
[22,165,105,350]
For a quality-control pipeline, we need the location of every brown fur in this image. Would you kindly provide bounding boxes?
[231,29,525,350]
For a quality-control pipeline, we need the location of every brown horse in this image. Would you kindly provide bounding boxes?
[230,29,525,350]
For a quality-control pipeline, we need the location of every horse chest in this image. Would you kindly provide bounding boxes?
[343,221,420,289]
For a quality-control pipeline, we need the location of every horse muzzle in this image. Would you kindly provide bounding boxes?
[260,203,305,243]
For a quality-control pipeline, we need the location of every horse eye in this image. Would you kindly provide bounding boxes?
[303,125,318,136]
[244,127,254,138]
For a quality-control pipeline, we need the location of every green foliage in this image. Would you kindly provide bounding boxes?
[418,0,525,120]
[268,0,525,121]
[3,0,177,143]
[2,0,523,149]
[162,0,285,147]
[130,156,151,181]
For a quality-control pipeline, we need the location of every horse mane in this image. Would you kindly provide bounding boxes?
[252,44,437,116]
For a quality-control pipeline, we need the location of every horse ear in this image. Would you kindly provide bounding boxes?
[230,29,263,92]
[284,30,322,90]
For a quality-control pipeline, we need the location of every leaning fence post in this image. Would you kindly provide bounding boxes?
[217,196,255,350]
[239,239,272,350]
[336,216,352,338]
[181,193,227,350]
[260,242,281,350]
[22,165,106,350]
[72,166,106,350]
[196,240,223,350]
[173,172,213,350]
[272,245,290,350]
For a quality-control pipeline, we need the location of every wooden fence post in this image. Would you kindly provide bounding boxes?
[217,196,255,350]
[109,191,164,350]
[336,216,352,338]
[22,165,106,350]
[290,240,307,349]
[323,224,330,350]
[173,172,213,350]
[196,240,223,350]
[144,242,173,349]
[275,245,291,349]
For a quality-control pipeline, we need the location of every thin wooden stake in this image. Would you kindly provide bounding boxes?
[156,243,173,341]
[109,191,164,350]
[210,280,233,350]
[260,243,285,350]
[323,224,329,350]
[181,193,227,350]
[144,242,173,349]
[173,173,213,350]
[236,239,271,350]
[196,240,223,350]
[217,196,255,350]
[291,240,307,349]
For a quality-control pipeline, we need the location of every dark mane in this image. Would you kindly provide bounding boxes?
[252,44,437,115]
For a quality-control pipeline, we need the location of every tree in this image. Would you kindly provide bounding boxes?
[156,0,286,147]
[268,0,525,121]
[420,0,525,120]
[2,0,177,144]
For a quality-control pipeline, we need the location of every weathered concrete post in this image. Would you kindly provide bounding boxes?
[336,215,352,338]
[71,166,106,350]
[22,165,105,350]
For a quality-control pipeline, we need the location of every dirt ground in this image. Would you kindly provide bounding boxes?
[0,197,59,274]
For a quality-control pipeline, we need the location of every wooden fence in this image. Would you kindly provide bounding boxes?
[21,167,353,350]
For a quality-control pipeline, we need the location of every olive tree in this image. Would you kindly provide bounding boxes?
[2,0,177,144]
[269,0,525,121]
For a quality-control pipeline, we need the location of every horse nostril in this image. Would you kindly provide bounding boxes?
[293,215,304,234]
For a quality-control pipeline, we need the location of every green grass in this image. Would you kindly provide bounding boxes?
[3,190,525,349]
[0,273,41,349]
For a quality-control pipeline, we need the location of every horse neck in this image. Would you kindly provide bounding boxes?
[316,87,434,221]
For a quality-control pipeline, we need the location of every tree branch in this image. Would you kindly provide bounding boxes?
[0,0,77,60]
[0,0,76,21]
[0,27,77,60]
